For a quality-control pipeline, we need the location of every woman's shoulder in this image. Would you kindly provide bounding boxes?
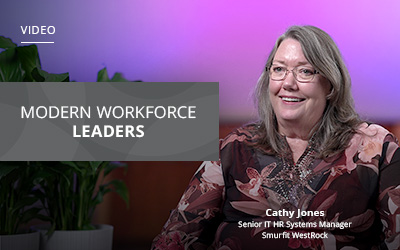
[340,122,399,170]
[356,122,397,142]
[220,123,260,150]
[347,122,399,151]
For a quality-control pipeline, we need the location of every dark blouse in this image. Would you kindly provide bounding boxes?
[152,123,400,249]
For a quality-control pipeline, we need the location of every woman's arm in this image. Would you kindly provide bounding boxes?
[378,133,400,249]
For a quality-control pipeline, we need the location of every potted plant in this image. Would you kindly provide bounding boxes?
[32,161,129,250]
[0,162,41,250]
[0,36,131,250]
[0,36,69,250]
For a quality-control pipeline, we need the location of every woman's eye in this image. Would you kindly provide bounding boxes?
[299,68,314,75]
[272,67,284,72]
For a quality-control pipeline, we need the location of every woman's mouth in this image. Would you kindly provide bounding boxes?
[280,97,305,102]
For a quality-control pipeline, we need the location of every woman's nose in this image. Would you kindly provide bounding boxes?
[282,71,298,90]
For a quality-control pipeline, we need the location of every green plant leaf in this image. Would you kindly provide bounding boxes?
[103,163,119,177]
[103,161,127,177]
[0,165,19,179]
[82,224,96,230]
[0,48,24,82]
[111,72,129,82]
[19,207,42,224]
[96,67,110,82]
[12,196,38,213]
[0,36,17,49]
[97,67,130,82]
[31,169,53,185]
[89,161,103,171]
[108,179,129,207]
[92,185,112,206]
[0,164,42,234]
[47,222,56,236]
[39,164,73,186]
[15,45,41,81]
[30,67,44,81]
[60,161,88,177]
[36,213,52,221]
[59,161,78,168]
[31,67,69,82]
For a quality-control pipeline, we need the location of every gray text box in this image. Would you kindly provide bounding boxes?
[0,82,219,161]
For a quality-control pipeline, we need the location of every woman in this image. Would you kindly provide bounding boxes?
[152,26,400,249]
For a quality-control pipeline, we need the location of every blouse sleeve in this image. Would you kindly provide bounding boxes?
[151,160,225,249]
[378,132,400,249]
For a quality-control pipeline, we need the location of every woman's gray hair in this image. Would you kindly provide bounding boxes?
[254,25,362,158]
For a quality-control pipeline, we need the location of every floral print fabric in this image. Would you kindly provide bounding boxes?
[152,123,400,249]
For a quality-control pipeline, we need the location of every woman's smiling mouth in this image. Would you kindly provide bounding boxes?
[280,96,305,102]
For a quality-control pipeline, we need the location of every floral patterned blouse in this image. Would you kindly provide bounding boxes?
[152,123,400,249]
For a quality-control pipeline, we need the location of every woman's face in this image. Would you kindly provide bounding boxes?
[269,38,331,133]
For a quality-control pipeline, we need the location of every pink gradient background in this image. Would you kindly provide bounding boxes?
[1,0,399,123]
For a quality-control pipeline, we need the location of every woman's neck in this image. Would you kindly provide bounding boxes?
[278,121,313,140]
[284,137,309,163]
[278,121,317,163]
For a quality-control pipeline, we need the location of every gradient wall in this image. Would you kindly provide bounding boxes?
[1,0,399,122]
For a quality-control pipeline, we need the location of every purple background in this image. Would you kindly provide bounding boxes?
[1,0,399,123]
